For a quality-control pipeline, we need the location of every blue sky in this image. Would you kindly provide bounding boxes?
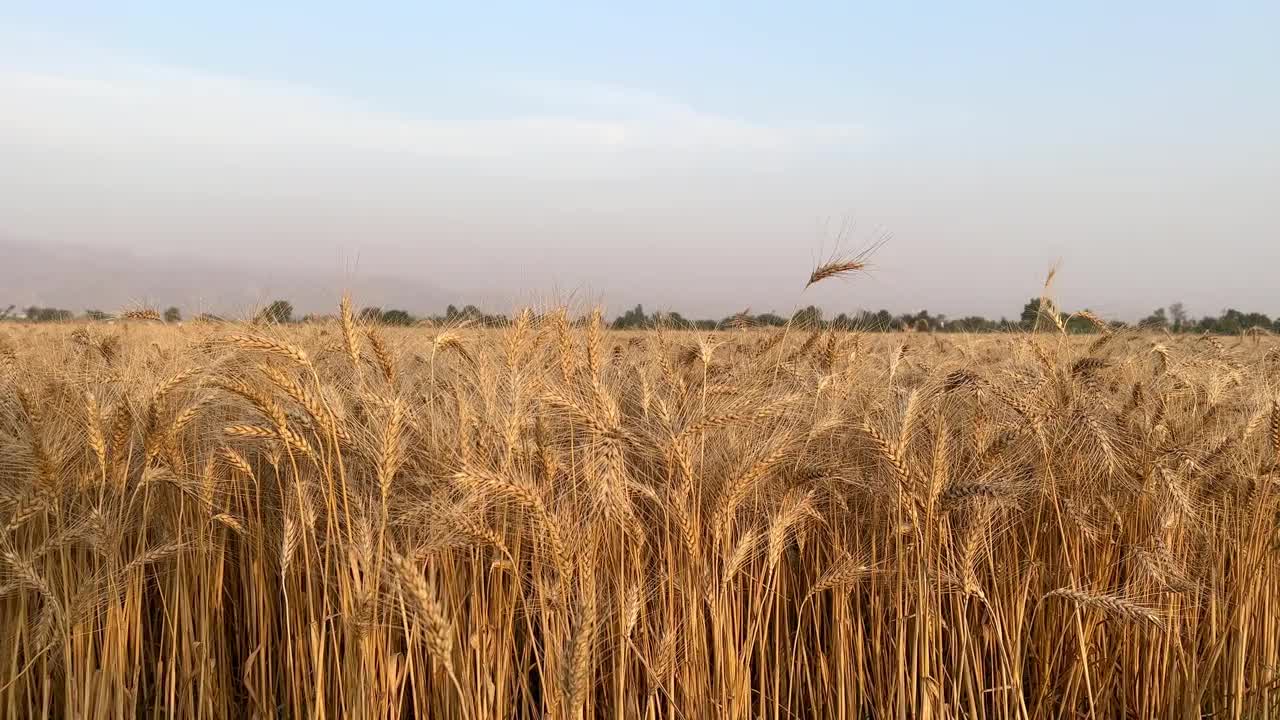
[2,2,1278,318]
[12,3,1277,142]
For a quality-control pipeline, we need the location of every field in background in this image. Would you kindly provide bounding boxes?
[2,308,1280,718]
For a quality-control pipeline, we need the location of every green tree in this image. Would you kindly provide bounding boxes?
[612,304,648,330]
[1139,308,1168,330]
[381,309,414,326]
[897,309,938,331]
[949,315,996,332]
[163,307,182,323]
[85,309,109,321]
[258,300,293,324]
[1241,311,1271,331]
[24,306,72,322]
[1063,310,1102,334]
[1020,298,1043,329]
[658,311,688,327]
[1168,302,1187,332]
[792,305,823,328]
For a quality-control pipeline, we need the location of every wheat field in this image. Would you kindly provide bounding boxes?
[2,303,1279,718]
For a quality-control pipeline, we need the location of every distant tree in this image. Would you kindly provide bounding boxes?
[163,307,182,323]
[1168,302,1188,332]
[1193,315,1219,334]
[359,307,384,323]
[1020,298,1043,329]
[85,309,110,321]
[792,305,823,328]
[1019,298,1069,332]
[433,303,509,326]
[657,311,688,327]
[1218,309,1244,334]
[1241,311,1272,331]
[1064,312,1099,334]
[1138,307,1168,330]
[381,309,414,326]
[897,309,937,332]
[24,306,73,323]
[258,300,293,324]
[949,315,996,332]
[612,304,648,330]
[720,311,752,330]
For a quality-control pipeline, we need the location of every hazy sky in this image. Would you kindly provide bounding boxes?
[2,2,1278,320]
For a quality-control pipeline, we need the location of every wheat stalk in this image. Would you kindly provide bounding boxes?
[1044,587,1165,630]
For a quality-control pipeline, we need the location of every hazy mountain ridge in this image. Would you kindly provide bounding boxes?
[0,238,458,317]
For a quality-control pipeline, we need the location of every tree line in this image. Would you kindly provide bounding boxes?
[5,298,1279,335]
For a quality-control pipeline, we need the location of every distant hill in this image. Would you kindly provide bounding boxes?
[0,238,458,318]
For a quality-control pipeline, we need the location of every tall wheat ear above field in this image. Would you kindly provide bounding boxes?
[2,300,1280,718]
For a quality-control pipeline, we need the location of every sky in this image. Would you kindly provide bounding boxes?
[1,1,1278,320]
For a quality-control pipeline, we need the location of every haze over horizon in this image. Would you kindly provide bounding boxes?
[3,3,1278,321]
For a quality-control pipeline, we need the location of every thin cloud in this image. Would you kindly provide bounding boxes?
[0,48,865,157]
[515,78,868,151]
